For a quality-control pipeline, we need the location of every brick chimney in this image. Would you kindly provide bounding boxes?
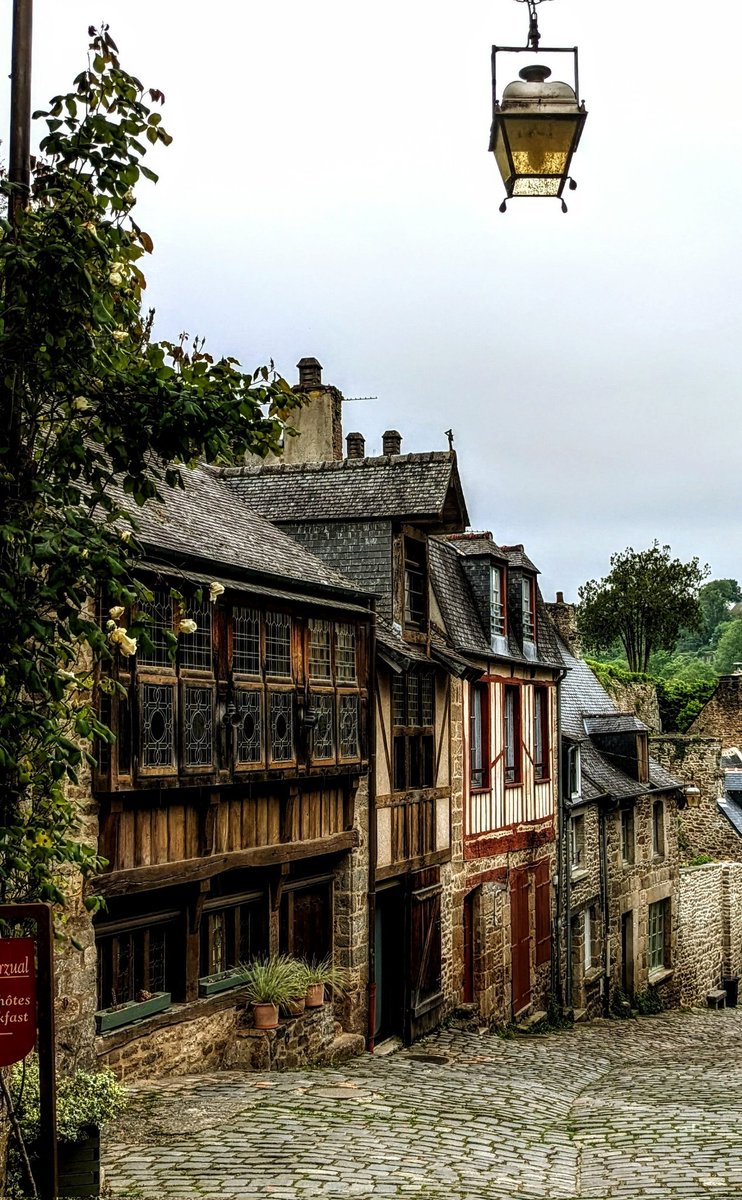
[382,429,402,456]
[545,592,582,657]
[346,432,365,459]
[281,357,344,464]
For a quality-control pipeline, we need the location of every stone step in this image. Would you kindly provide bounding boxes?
[325,1032,365,1065]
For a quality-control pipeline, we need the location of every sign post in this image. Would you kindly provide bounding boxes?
[0,904,57,1200]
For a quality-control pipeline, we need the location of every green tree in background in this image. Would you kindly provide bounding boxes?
[0,28,297,914]
[714,620,742,676]
[578,543,707,675]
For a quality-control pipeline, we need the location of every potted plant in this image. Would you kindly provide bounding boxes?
[300,958,349,1008]
[8,1056,126,1199]
[242,956,300,1029]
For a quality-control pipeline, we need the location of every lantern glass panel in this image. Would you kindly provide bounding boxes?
[502,116,577,179]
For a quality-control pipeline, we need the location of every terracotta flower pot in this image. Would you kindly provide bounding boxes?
[305,983,325,1008]
[285,996,306,1017]
[252,1001,279,1029]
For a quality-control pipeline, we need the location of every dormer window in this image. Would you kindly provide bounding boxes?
[404,537,427,628]
[521,575,536,643]
[491,566,506,638]
[567,743,581,799]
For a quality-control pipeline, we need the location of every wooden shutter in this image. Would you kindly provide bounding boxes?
[409,866,443,1018]
[510,868,531,1015]
[534,857,552,966]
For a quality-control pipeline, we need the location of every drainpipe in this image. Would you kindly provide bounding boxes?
[366,606,378,1051]
[564,748,573,1012]
[598,802,610,1015]
[553,670,565,1009]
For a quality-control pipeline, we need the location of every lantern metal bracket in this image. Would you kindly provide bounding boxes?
[491,44,582,113]
[514,0,555,51]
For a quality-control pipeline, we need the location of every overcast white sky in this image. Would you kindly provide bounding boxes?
[6,1,742,599]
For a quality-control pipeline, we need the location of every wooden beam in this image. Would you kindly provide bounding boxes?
[94,830,359,897]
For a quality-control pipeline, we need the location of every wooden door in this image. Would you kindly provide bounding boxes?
[510,868,531,1016]
[408,866,443,1040]
[621,910,634,996]
[374,884,405,1042]
[463,889,476,1004]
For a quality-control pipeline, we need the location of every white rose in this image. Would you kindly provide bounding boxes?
[106,619,116,631]
[208,582,225,603]
[178,618,198,635]
[112,329,127,342]
[108,606,125,620]
[119,634,137,657]
[109,270,123,287]
[72,396,92,412]
[119,529,132,543]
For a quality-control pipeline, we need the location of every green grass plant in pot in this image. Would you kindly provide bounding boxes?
[242,956,301,1029]
[300,958,349,1008]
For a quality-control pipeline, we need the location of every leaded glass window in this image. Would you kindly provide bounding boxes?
[179,598,212,671]
[266,612,291,678]
[392,675,405,725]
[269,692,294,762]
[336,623,357,682]
[96,921,172,1010]
[138,588,172,667]
[184,685,214,768]
[235,690,262,764]
[339,695,360,759]
[141,683,175,769]
[648,900,666,973]
[233,607,260,675]
[308,619,332,681]
[313,694,335,760]
[421,675,434,727]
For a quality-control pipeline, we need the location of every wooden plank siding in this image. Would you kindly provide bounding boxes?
[99,783,351,875]
[464,678,557,839]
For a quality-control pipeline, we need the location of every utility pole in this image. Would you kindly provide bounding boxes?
[9,0,33,224]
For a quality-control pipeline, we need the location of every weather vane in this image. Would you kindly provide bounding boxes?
[489,0,587,212]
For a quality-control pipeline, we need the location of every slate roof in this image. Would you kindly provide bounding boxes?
[212,453,469,528]
[499,544,540,574]
[110,465,370,601]
[429,538,491,656]
[428,537,563,669]
[444,533,509,563]
[558,636,680,800]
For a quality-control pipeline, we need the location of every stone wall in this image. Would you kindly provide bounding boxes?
[97,991,361,1082]
[689,674,742,748]
[651,735,742,862]
[333,777,370,1037]
[443,678,466,1015]
[677,862,742,1006]
[600,679,661,733]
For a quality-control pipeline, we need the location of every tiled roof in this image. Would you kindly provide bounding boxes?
[444,533,509,563]
[558,636,680,798]
[500,544,540,573]
[212,453,469,527]
[110,465,369,600]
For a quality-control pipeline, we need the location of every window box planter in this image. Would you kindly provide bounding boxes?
[197,968,249,998]
[95,991,171,1033]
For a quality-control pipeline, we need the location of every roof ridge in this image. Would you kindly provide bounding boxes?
[211,450,456,478]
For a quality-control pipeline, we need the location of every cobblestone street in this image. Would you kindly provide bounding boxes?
[104,1008,742,1200]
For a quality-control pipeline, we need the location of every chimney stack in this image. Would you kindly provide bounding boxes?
[296,357,322,388]
[382,429,402,456]
[556,591,564,604]
[346,432,365,459]
[545,592,582,657]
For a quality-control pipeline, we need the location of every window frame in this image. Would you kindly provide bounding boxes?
[491,566,506,638]
[533,685,550,782]
[403,535,428,630]
[470,681,490,792]
[571,813,586,871]
[621,806,635,864]
[521,575,536,644]
[503,684,522,786]
[652,799,665,859]
[647,899,669,975]
[392,670,436,793]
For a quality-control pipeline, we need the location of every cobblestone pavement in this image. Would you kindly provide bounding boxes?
[104,1008,742,1200]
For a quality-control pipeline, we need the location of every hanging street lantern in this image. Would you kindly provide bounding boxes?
[490,0,587,212]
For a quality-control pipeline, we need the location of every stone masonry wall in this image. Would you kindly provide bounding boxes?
[443,678,466,1016]
[333,777,369,1037]
[601,679,661,733]
[651,735,742,862]
[677,862,742,1006]
[689,674,742,748]
[284,520,393,623]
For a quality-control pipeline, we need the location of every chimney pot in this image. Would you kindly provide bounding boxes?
[556,591,565,604]
[382,429,402,456]
[346,432,365,460]
[296,357,322,388]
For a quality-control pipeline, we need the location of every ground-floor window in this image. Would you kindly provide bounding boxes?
[200,893,268,977]
[279,877,333,962]
[96,913,180,1010]
[648,899,669,974]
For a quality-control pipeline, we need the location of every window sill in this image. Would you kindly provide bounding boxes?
[470,785,491,795]
[584,967,604,987]
[570,867,589,883]
[648,967,674,986]
[505,781,522,789]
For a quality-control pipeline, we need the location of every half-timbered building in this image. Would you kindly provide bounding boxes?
[429,533,564,1022]
[65,465,375,1078]
[217,367,477,1045]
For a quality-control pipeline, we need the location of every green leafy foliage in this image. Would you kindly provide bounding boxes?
[578,543,707,675]
[8,1056,126,1145]
[0,27,298,911]
[713,619,742,676]
[633,985,664,1015]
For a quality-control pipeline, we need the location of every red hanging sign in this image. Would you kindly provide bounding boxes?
[0,937,37,1066]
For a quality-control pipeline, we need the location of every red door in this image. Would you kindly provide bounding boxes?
[510,869,531,1016]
